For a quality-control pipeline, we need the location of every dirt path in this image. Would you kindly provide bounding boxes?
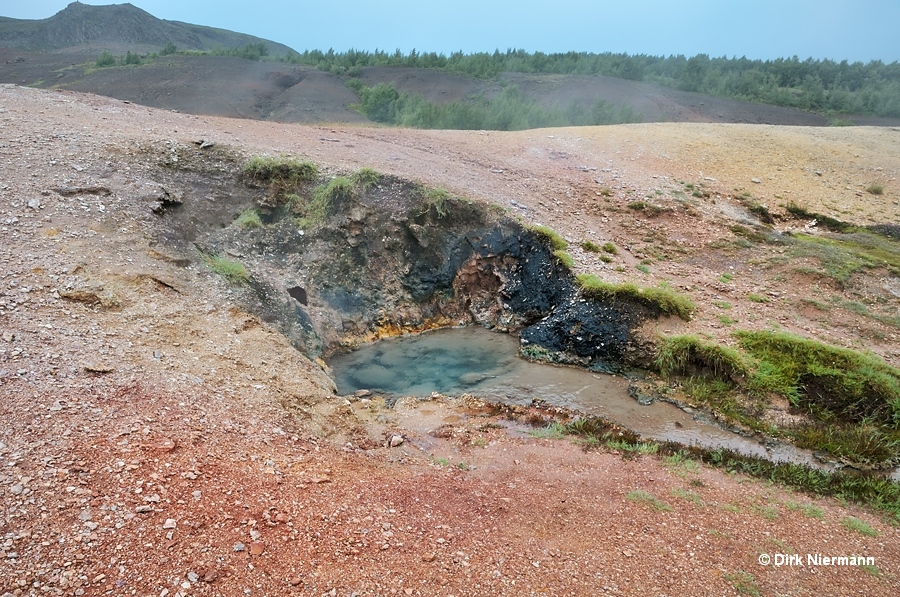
[0,85,898,596]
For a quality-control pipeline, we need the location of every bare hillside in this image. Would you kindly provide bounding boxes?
[0,1,293,54]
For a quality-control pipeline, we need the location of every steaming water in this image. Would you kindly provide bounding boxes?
[329,327,899,478]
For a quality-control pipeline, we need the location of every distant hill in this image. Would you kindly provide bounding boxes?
[0,2,294,55]
[2,3,898,128]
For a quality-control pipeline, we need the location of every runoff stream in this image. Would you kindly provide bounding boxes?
[329,326,864,473]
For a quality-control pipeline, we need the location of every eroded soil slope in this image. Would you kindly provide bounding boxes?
[0,85,898,596]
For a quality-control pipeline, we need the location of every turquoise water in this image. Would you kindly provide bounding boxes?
[331,327,522,397]
[329,326,900,478]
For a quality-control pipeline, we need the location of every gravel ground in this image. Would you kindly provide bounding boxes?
[0,85,898,596]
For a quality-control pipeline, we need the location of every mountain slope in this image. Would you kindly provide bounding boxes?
[0,2,294,54]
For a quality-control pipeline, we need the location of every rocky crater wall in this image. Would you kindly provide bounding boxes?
[149,149,662,374]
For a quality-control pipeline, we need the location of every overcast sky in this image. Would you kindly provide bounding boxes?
[3,1,899,63]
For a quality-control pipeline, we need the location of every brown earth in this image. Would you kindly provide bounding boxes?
[6,48,900,129]
[0,84,899,597]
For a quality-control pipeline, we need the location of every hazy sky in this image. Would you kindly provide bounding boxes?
[3,0,899,63]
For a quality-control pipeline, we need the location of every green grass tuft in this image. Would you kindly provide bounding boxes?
[580,240,603,253]
[529,224,568,251]
[840,516,878,537]
[626,490,672,512]
[784,202,857,233]
[607,440,659,454]
[242,155,318,189]
[671,488,705,506]
[723,571,760,597]
[233,208,263,229]
[656,330,900,468]
[829,296,900,329]
[792,424,900,469]
[866,183,884,195]
[528,421,568,440]
[785,231,900,286]
[201,253,250,284]
[576,274,695,320]
[785,501,824,519]
[296,176,352,228]
[657,335,749,381]
[553,250,575,269]
[422,187,452,218]
[735,330,900,427]
[351,167,382,191]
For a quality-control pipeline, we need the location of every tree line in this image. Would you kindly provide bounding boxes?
[284,48,900,117]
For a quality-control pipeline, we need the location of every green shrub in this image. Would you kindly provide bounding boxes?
[528,225,568,251]
[124,51,141,65]
[602,242,618,254]
[358,82,402,123]
[576,274,695,321]
[96,52,116,67]
[160,42,177,56]
[580,240,602,253]
[353,81,641,130]
[213,43,269,61]
[866,183,884,195]
[747,293,769,303]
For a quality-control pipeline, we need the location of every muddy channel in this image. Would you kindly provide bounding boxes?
[328,326,873,475]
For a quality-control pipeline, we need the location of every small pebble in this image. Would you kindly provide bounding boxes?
[249,541,265,555]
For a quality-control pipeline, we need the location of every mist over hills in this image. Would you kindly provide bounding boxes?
[1,3,897,128]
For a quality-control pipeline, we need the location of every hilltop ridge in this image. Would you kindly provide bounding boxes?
[0,1,294,54]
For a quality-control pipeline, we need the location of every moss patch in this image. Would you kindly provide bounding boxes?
[576,274,695,321]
